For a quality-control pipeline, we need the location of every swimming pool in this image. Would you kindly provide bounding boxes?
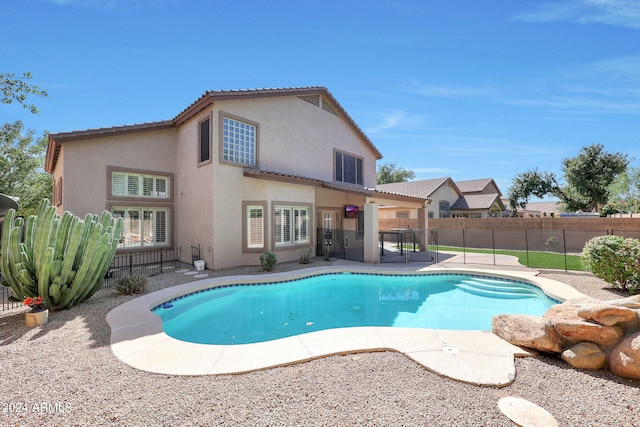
[153,273,558,345]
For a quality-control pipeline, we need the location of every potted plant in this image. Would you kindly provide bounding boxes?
[23,296,49,327]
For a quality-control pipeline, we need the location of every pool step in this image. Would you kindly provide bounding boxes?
[456,279,541,299]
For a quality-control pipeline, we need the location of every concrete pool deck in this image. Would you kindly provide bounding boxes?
[107,256,587,387]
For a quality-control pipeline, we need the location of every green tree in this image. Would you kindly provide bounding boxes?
[507,169,559,212]
[560,144,629,212]
[604,167,640,214]
[1,72,48,114]
[507,144,629,213]
[377,162,416,184]
[0,121,52,216]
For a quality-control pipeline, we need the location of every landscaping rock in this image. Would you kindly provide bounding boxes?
[492,314,563,353]
[609,331,640,380]
[606,295,640,309]
[561,342,606,370]
[577,303,639,326]
[552,319,623,348]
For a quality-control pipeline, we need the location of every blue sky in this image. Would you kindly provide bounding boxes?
[3,0,639,197]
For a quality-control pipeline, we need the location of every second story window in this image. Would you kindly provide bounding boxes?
[222,116,257,166]
[199,117,211,164]
[112,171,170,199]
[439,200,451,218]
[335,151,362,185]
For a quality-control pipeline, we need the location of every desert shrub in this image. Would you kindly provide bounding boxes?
[545,236,560,251]
[260,251,277,272]
[114,274,148,295]
[582,235,640,294]
[299,247,313,264]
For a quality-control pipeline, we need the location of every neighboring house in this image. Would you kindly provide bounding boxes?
[45,87,428,269]
[503,199,562,218]
[377,177,504,220]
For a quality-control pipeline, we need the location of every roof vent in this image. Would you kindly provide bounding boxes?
[298,94,320,107]
[321,98,338,116]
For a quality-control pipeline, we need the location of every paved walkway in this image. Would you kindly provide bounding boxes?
[107,255,585,387]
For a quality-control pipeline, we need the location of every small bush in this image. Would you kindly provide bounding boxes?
[299,247,313,264]
[260,251,277,272]
[114,274,148,295]
[582,235,640,294]
[545,236,560,251]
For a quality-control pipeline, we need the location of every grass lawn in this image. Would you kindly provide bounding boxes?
[427,245,585,271]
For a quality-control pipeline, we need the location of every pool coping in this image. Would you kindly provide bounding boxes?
[106,265,587,387]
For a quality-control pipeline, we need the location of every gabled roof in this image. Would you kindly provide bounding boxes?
[451,194,504,210]
[376,177,459,199]
[455,178,502,196]
[45,86,382,173]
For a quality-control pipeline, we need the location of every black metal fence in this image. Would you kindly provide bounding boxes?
[1,247,184,311]
[379,229,432,263]
[317,228,364,262]
[428,228,640,270]
[103,247,183,288]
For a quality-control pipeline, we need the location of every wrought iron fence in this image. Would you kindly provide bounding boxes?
[1,247,184,311]
[317,228,364,262]
[427,228,640,270]
[103,247,183,288]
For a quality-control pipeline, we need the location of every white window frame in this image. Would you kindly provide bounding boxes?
[111,207,170,248]
[247,205,265,249]
[274,205,310,248]
[111,171,170,199]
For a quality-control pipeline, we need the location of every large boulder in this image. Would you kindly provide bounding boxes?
[544,301,625,348]
[492,314,563,353]
[561,342,607,370]
[577,303,639,336]
[552,319,624,348]
[609,331,640,380]
[606,295,640,309]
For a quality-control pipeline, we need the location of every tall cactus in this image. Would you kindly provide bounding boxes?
[0,199,122,310]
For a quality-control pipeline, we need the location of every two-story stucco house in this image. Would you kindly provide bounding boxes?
[45,87,428,269]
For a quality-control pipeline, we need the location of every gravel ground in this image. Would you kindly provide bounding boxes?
[1,260,639,426]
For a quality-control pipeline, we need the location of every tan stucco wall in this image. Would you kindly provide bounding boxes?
[173,96,380,269]
[53,92,382,270]
[57,129,177,217]
[430,184,460,218]
[212,97,379,187]
[174,113,215,268]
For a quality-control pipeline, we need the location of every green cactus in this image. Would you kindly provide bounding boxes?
[0,199,122,310]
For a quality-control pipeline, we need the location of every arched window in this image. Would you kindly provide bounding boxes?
[439,200,451,218]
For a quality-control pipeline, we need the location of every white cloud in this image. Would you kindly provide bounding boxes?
[502,55,640,115]
[398,79,490,98]
[514,0,640,29]
[365,110,426,134]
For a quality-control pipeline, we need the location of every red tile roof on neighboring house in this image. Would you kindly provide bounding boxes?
[46,86,382,173]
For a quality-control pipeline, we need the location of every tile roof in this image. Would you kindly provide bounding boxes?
[456,178,501,195]
[376,177,454,198]
[451,193,503,210]
[243,167,375,196]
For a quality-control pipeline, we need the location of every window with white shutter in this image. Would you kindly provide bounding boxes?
[111,171,170,199]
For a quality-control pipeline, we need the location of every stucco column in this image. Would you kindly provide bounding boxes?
[364,201,379,264]
[417,204,429,249]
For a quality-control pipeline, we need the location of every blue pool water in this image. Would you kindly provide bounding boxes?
[153,273,558,345]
